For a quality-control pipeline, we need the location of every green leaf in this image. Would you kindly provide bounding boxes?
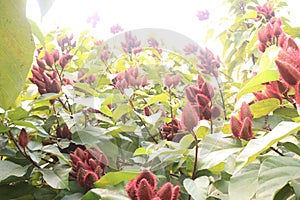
[273,107,299,119]
[143,93,169,108]
[28,19,45,47]
[133,147,152,156]
[237,70,279,100]
[258,46,279,73]
[40,165,71,190]
[72,126,107,145]
[0,182,36,199]
[94,170,139,188]
[0,160,28,181]
[8,107,29,121]
[74,83,99,96]
[198,134,242,170]
[228,163,260,200]
[0,123,10,133]
[234,121,300,173]
[183,176,210,200]
[243,10,257,19]
[74,97,103,109]
[42,145,69,164]
[256,156,300,200]
[281,142,300,156]
[112,104,132,122]
[82,188,130,200]
[0,0,35,109]
[250,98,280,118]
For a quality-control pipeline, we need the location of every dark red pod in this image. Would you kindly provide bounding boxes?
[19,128,29,149]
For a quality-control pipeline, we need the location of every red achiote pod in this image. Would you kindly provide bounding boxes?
[275,60,300,86]
[19,128,30,149]
[230,102,254,140]
[181,102,199,131]
[44,51,54,67]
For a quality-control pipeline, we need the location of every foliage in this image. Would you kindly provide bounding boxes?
[1,0,300,199]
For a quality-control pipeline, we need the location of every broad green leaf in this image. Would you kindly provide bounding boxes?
[179,134,194,149]
[256,156,300,200]
[74,82,99,96]
[72,126,107,145]
[237,70,279,100]
[133,147,152,156]
[0,123,10,133]
[143,93,169,108]
[112,104,132,122]
[258,46,279,73]
[291,179,300,200]
[0,0,35,109]
[234,121,300,173]
[198,134,242,170]
[94,170,139,188]
[74,97,103,109]
[40,166,71,190]
[0,182,36,199]
[229,163,260,200]
[82,188,130,200]
[183,176,210,200]
[243,10,257,19]
[134,111,162,125]
[281,142,300,156]
[8,107,29,121]
[273,107,299,118]
[0,160,28,181]
[28,19,45,47]
[42,145,69,164]
[250,98,280,118]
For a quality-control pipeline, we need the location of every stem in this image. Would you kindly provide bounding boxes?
[191,130,198,180]
[168,87,174,118]
[188,129,199,200]
[8,131,41,169]
[129,99,158,144]
[215,76,227,120]
[270,147,284,156]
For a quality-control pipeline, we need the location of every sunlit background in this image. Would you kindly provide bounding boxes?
[26,0,225,46]
[26,0,299,54]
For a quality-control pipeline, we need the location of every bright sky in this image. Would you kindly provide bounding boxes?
[26,0,299,55]
[26,0,226,47]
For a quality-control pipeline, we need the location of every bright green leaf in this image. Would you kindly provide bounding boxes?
[28,19,45,47]
[74,83,99,96]
[133,147,152,156]
[234,121,300,173]
[198,134,242,170]
[0,160,28,181]
[258,46,279,73]
[256,156,300,200]
[250,98,280,118]
[8,107,29,121]
[40,166,71,190]
[0,0,35,109]
[112,104,132,122]
[82,188,130,200]
[237,70,279,100]
[183,176,210,200]
[94,170,139,188]
[281,142,300,156]
[0,123,10,133]
[229,163,260,200]
[143,93,169,108]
